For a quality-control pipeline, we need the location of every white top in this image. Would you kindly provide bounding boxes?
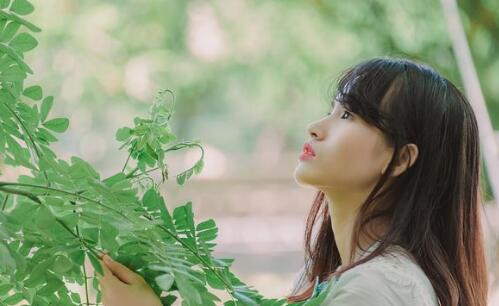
[308,241,440,305]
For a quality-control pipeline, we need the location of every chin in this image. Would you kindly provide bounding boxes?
[293,164,319,187]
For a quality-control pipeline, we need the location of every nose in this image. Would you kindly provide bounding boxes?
[307,122,322,140]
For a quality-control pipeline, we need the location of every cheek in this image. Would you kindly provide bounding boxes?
[332,128,388,187]
[296,126,385,188]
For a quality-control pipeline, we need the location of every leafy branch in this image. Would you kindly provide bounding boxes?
[0,1,296,305]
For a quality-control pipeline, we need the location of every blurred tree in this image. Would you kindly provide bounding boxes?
[26,0,498,181]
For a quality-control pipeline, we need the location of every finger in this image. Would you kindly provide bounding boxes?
[99,259,120,288]
[102,254,140,285]
[99,251,108,260]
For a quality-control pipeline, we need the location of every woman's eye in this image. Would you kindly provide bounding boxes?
[340,110,353,120]
[325,110,353,119]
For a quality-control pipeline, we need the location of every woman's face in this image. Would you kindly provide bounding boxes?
[294,101,393,192]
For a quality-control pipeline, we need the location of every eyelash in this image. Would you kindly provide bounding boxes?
[327,110,353,120]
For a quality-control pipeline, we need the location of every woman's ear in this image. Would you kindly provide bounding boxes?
[387,143,418,177]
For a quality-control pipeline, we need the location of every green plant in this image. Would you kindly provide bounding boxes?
[0,1,334,305]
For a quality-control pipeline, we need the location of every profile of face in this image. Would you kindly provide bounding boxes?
[294,100,417,193]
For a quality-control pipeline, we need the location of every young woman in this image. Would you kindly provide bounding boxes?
[97,57,489,306]
[287,57,488,305]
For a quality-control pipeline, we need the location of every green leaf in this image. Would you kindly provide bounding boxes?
[213,258,234,268]
[193,159,204,174]
[58,211,78,229]
[42,117,69,133]
[196,218,216,231]
[175,156,203,186]
[233,291,258,306]
[138,150,156,167]
[0,21,20,42]
[142,187,175,230]
[155,273,174,291]
[2,293,24,305]
[40,96,53,122]
[159,130,176,144]
[0,0,9,9]
[10,0,34,15]
[197,226,218,242]
[5,135,23,158]
[69,156,100,180]
[81,227,99,243]
[1,65,25,82]
[176,170,188,185]
[16,102,37,127]
[175,274,202,305]
[0,283,13,295]
[70,292,81,304]
[0,242,16,273]
[37,273,65,296]
[0,20,6,34]
[0,129,6,152]
[69,250,85,266]
[52,255,73,273]
[22,85,42,100]
[9,32,37,52]
[34,205,55,230]
[206,270,225,289]
[0,88,15,106]
[160,295,178,305]
[24,258,52,288]
[88,252,103,276]
[0,43,33,74]
[35,127,58,143]
[115,127,132,141]
[99,226,119,250]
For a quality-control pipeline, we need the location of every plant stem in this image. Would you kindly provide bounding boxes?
[0,185,42,204]
[3,102,50,185]
[125,142,205,180]
[125,166,140,178]
[0,185,102,257]
[125,166,154,179]
[0,186,103,306]
[81,242,92,306]
[145,216,235,294]
[0,182,131,222]
[74,202,91,306]
[121,149,133,173]
[0,181,237,297]
[121,142,137,173]
[1,194,8,211]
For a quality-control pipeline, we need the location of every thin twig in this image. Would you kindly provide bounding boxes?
[1,194,8,211]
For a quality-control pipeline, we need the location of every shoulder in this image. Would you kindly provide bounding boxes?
[322,245,439,306]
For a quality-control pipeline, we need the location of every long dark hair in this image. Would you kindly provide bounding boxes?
[287,57,488,306]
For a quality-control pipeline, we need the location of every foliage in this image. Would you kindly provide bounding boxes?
[0,1,331,305]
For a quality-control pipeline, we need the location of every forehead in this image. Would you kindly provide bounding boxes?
[331,99,345,109]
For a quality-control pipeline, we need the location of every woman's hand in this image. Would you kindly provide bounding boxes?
[98,254,162,306]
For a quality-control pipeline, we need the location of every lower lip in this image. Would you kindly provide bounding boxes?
[299,152,316,161]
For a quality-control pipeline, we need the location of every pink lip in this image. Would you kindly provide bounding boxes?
[299,142,316,161]
[299,152,315,161]
[303,142,316,156]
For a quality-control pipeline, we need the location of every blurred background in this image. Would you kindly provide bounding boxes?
[6,0,499,303]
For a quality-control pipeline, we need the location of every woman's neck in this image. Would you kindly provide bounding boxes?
[322,188,388,265]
